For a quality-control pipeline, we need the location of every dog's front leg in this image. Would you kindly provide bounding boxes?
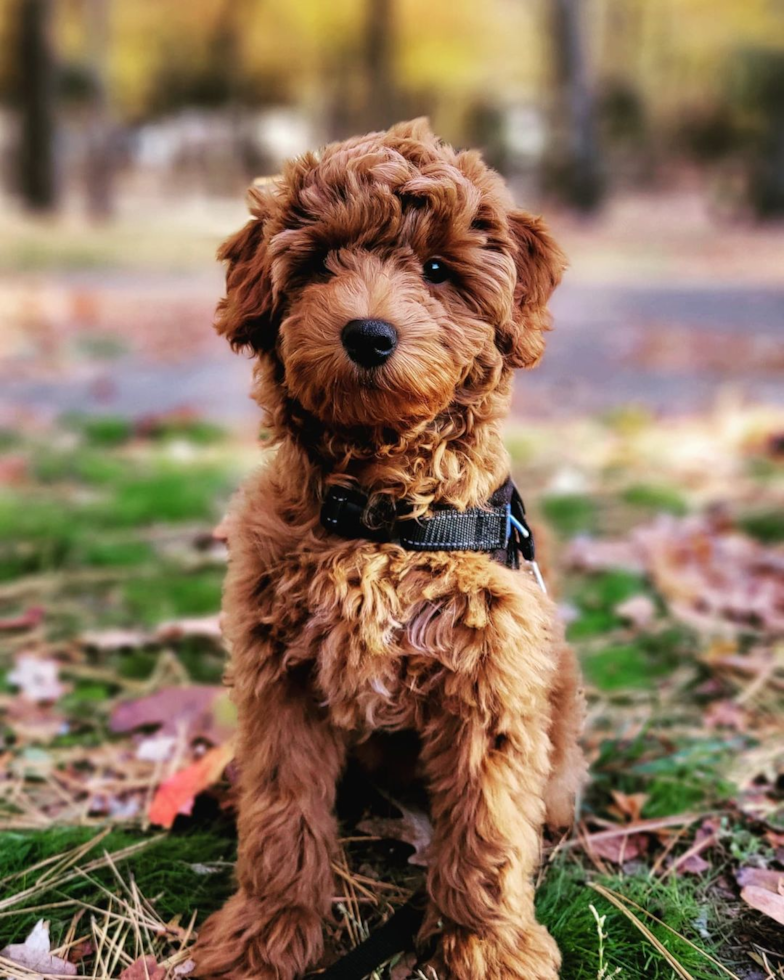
[417,637,561,979]
[194,668,345,980]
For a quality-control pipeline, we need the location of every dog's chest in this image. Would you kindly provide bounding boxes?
[270,542,484,733]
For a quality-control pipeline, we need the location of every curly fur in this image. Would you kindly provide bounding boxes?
[193,119,586,980]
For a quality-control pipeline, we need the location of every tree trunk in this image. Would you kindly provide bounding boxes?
[18,0,58,211]
[548,0,603,211]
[364,0,396,131]
[82,0,114,220]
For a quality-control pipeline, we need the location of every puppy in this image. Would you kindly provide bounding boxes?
[194,118,586,980]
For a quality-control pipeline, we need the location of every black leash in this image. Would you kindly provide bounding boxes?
[313,892,427,979]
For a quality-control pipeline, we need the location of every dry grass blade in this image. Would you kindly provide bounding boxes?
[588,882,742,980]
[660,832,718,881]
[0,957,81,980]
[0,828,111,892]
[0,836,163,913]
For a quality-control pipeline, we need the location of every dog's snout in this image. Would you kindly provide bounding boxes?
[341,319,398,368]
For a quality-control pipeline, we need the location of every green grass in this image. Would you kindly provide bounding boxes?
[537,860,740,979]
[622,483,689,515]
[0,827,236,948]
[65,414,135,448]
[0,459,231,580]
[738,507,784,543]
[121,566,225,625]
[589,733,739,818]
[567,570,654,639]
[542,493,599,538]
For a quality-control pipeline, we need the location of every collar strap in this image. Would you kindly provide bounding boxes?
[320,476,546,590]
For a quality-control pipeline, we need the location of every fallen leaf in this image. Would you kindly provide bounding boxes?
[110,685,225,740]
[589,833,649,865]
[148,742,234,828]
[0,606,44,631]
[615,594,656,629]
[120,954,166,980]
[8,654,65,702]
[736,867,784,894]
[173,959,196,976]
[357,802,433,867]
[155,614,222,642]
[0,919,77,976]
[741,884,784,926]
[82,628,150,650]
[671,852,711,875]
[703,700,747,732]
[607,790,649,823]
[136,734,177,762]
[67,939,94,964]
[389,951,419,978]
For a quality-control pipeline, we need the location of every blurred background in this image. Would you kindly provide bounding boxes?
[1,5,783,978]
[1,0,784,424]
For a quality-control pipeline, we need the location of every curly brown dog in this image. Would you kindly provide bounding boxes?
[193,118,586,980]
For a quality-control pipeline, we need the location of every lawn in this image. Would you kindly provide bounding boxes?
[0,405,782,979]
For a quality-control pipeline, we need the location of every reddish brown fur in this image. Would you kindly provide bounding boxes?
[194,119,586,980]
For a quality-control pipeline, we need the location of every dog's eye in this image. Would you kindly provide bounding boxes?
[422,258,449,284]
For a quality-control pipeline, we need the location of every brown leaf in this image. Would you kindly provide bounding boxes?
[607,790,649,823]
[120,955,166,980]
[357,802,433,867]
[155,614,222,642]
[736,867,784,894]
[741,884,784,926]
[589,832,649,865]
[110,685,225,740]
[672,853,711,875]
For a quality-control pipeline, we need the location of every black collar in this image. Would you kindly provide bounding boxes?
[320,476,545,589]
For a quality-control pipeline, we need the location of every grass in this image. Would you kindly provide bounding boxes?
[0,411,782,978]
[0,827,236,949]
[537,860,741,979]
[622,483,689,516]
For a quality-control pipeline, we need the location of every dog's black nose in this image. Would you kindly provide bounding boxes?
[341,319,398,368]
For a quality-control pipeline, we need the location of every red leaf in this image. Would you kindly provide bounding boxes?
[0,607,44,631]
[148,742,234,828]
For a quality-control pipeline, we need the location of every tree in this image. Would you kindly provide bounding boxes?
[548,0,603,210]
[18,0,58,211]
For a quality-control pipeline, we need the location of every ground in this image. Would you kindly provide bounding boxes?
[0,193,783,980]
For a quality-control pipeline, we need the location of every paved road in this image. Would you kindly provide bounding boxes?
[2,274,783,424]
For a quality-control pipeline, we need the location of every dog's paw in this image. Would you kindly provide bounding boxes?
[424,922,561,980]
[193,891,323,980]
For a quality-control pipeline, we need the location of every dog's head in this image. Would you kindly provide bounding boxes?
[217,119,565,435]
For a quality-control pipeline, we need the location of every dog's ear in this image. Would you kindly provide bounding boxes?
[215,189,277,353]
[497,209,567,369]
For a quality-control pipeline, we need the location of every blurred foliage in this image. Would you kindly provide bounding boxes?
[1,0,782,137]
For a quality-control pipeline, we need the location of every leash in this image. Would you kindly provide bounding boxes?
[312,892,427,979]
[320,475,546,592]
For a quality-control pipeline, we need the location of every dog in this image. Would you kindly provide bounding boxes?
[193,118,586,980]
